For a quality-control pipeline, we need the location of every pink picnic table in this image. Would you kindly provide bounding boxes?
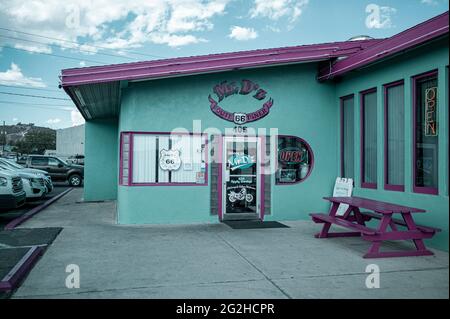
[310,196,441,258]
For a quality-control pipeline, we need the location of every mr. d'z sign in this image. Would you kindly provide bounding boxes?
[208,79,274,125]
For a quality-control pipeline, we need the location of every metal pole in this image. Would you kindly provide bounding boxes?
[2,120,5,153]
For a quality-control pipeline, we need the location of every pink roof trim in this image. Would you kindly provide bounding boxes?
[318,11,449,81]
[60,39,381,86]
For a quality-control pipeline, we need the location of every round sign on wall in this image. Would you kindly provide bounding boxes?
[208,79,274,124]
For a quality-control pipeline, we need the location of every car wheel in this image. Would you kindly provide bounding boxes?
[69,174,82,187]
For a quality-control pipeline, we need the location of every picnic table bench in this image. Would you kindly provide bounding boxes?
[310,197,441,258]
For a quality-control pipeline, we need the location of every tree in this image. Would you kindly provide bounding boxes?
[14,130,56,155]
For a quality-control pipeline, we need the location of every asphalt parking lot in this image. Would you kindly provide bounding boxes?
[0,184,71,230]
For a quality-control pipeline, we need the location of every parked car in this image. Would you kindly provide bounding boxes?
[0,169,26,210]
[0,164,47,200]
[67,154,85,166]
[25,155,84,187]
[0,158,53,193]
[16,156,28,165]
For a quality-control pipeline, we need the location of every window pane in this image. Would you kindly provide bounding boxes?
[171,135,204,183]
[48,158,60,167]
[120,133,130,185]
[386,84,405,186]
[415,75,438,189]
[132,134,157,183]
[276,136,313,184]
[363,91,377,185]
[130,133,206,184]
[342,97,354,179]
[31,157,48,166]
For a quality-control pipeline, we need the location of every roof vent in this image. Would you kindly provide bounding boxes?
[347,35,374,41]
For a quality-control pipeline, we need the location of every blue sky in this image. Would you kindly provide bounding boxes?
[0,0,448,129]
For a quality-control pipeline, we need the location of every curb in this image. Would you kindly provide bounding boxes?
[4,188,73,230]
[0,245,44,292]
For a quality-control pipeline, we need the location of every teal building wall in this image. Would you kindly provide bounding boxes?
[335,38,449,251]
[117,63,338,225]
[84,38,449,251]
[84,118,118,201]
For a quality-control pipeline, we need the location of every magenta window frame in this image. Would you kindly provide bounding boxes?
[360,87,378,189]
[275,135,315,185]
[340,94,354,178]
[412,70,439,195]
[119,131,209,187]
[383,80,405,192]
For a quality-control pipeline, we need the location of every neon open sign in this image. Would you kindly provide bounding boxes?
[424,87,437,137]
[278,147,306,164]
[208,79,274,125]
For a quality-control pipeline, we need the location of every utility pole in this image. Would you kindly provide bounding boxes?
[2,120,5,153]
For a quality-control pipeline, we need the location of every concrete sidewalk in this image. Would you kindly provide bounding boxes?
[13,189,449,299]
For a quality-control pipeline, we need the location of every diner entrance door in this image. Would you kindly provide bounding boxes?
[222,136,261,220]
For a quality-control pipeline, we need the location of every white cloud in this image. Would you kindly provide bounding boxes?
[71,109,85,126]
[228,26,258,41]
[421,0,438,5]
[149,33,207,47]
[12,118,19,122]
[79,61,86,67]
[250,0,309,23]
[0,63,47,87]
[365,4,397,29]
[46,118,62,124]
[14,43,53,54]
[0,0,230,50]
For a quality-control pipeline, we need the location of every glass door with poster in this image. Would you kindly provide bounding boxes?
[222,136,261,220]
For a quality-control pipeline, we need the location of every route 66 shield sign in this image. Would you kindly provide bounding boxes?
[233,112,247,125]
[159,149,182,171]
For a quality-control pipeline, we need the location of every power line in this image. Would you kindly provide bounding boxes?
[0,34,138,61]
[0,100,75,111]
[0,84,62,93]
[0,100,74,108]
[0,26,167,59]
[0,45,108,65]
[0,91,71,101]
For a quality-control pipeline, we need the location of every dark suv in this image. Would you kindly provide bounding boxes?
[25,155,84,187]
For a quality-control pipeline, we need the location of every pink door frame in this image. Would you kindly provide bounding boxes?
[217,135,266,221]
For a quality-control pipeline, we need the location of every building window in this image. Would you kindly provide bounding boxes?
[384,81,405,191]
[340,95,355,179]
[276,135,314,184]
[119,133,131,185]
[413,71,438,195]
[360,88,377,189]
[119,132,208,186]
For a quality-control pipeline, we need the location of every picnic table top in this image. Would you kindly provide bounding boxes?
[323,196,426,214]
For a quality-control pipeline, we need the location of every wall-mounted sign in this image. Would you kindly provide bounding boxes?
[424,86,437,136]
[227,153,255,171]
[278,147,307,164]
[159,149,181,171]
[208,79,274,125]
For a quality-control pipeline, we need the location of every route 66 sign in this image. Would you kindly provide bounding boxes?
[159,149,181,171]
[233,113,247,125]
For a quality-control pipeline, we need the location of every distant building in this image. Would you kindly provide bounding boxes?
[56,124,85,157]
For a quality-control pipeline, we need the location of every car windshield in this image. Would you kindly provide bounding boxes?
[0,158,24,169]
